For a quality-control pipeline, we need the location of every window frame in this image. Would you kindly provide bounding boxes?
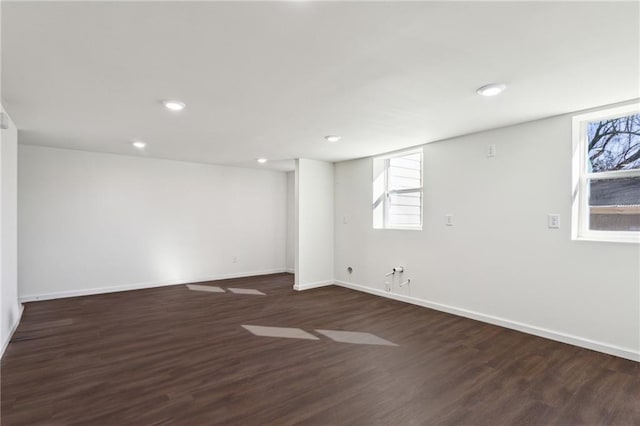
[373,148,423,231]
[572,103,640,243]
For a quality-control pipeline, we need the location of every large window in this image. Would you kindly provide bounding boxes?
[572,104,640,243]
[373,149,423,230]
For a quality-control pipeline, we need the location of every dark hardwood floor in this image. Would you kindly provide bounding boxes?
[2,273,639,425]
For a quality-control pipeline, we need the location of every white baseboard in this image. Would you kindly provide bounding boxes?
[335,280,640,362]
[19,268,288,303]
[1,304,24,359]
[16,271,638,362]
[294,280,334,291]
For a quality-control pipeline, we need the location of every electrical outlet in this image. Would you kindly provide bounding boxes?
[232,256,238,263]
[445,214,454,226]
[548,214,560,229]
[487,144,496,157]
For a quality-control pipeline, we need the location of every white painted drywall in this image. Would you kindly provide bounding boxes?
[18,145,288,300]
[1,106,22,356]
[334,106,640,360]
[295,159,334,289]
[286,171,295,272]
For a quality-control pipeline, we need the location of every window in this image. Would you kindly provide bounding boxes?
[572,104,640,243]
[373,149,423,230]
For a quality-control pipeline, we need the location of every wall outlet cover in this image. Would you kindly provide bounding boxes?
[445,214,454,226]
[548,214,560,229]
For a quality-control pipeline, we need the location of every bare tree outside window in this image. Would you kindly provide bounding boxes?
[586,113,640,232]
[588,114,640,172]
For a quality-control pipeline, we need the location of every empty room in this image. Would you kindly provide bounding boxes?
[1,0,639,424]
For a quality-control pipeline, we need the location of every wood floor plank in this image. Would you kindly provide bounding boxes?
[1,273,638,425]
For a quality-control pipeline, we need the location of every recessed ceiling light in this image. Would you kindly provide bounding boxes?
[162,100,186,111]
[257,158,268,164]
[476,83,506,97]
[325,135,341,143]
[132,140,146,149]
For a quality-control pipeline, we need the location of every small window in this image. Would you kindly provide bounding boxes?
[572,104,640,243]
[373,149,423,230]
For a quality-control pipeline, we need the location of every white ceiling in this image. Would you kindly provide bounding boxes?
[2,1,639,171]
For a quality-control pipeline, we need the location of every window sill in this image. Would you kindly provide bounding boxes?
[573,233,640,244]
[374,226,423,231]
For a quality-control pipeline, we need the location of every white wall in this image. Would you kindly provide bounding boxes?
[18,145,288,300]
[295,159,334,289]
[1,106,22,356]
[285,171,295,272]
[334,107,640,361]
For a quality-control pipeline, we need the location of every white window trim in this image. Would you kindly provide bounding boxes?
[373,148,423,231]
[571,103,640,244]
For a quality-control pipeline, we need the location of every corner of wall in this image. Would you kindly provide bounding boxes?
[1,304,23,358]
[294,159,335,288]
[0,105,22,358]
